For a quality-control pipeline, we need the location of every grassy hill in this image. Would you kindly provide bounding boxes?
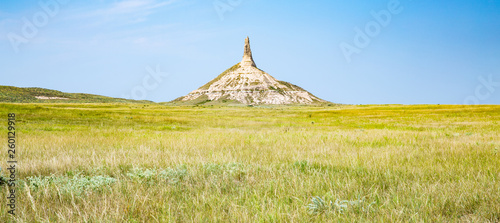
[0,85,151,103]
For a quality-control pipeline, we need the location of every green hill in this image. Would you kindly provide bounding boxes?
[0,85,151,103]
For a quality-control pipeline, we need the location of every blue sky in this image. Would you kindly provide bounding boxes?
[1,0,499,104]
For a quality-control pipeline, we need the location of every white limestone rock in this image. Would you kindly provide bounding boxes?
[175,37,327,105]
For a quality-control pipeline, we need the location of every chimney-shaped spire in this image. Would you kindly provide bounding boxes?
[241,36,256,67]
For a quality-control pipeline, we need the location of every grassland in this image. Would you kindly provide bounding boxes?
[0,103,499,222]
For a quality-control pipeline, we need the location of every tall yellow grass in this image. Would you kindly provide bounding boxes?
[0,103,499,222]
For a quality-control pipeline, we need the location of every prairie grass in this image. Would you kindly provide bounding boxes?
[0,103,499,222]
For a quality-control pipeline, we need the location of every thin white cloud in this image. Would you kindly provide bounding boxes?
[103,0,172,15]
[111,0,175,15]
[68,0,178,25]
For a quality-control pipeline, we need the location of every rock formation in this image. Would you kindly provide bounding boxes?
[174,37,327,105]
[241,37,256,67]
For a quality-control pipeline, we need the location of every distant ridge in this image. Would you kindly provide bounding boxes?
[172,37,329,105]
[0,85,151,103]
